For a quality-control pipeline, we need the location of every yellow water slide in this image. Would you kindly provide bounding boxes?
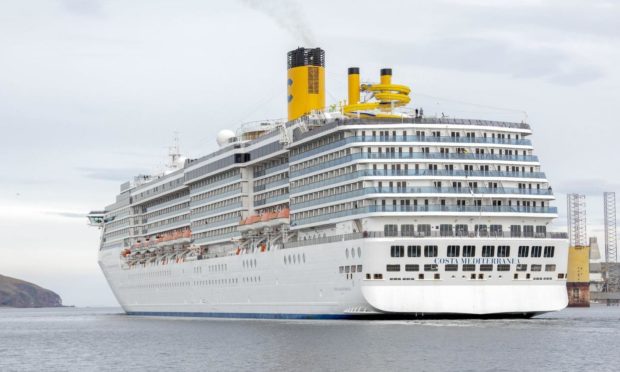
[343,68,411,118]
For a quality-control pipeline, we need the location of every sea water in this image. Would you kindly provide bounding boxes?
[1,306,619,371]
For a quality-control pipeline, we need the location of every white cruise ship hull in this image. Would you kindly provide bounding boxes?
[99,237,568,319]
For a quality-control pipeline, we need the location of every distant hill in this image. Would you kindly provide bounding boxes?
[0,274,63,308]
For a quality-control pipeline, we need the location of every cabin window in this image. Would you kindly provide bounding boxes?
[384,224,398,237]
[516,264,528,272]
[390,245,404,257]
[482,245,495,257]
[401,224,415,237]
[544,246,555,258]
[405,264,419,272]
[463,245,476,257]
[497,264,510,271]
[480,264,493,272]
[447,245,460,257]
[462,264,476,272]
[497,246,510,257]
[407,245,421,257]
[424,264,438,272]
[545,264,556,272]
[445,264,458,272]
[386,264,401,272]
[531,264,542,272]
[424,245,438,257]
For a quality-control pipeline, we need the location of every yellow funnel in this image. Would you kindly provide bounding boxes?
[348,67,360,105]
[287,48,325,121]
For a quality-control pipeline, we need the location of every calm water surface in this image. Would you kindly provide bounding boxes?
[1,306,619,371]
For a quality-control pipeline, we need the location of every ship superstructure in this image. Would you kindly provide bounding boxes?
[89,47,569,318]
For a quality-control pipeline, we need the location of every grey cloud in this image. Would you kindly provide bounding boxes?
[553,179,620,196]
[58,0,104,17]
[349,36,603,86]
[78,167,145,182]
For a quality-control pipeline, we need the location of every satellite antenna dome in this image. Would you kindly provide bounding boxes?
[216,129,236,147]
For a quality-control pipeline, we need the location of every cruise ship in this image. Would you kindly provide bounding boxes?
[88,47,569,319]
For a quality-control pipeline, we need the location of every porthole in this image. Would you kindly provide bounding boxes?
[351,248,356,258]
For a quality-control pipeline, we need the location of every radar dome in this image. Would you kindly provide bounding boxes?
[216,130,236,147]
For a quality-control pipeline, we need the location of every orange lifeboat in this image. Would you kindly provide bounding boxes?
[277,208,290,219]
[261,212,277,222]
[182,229,191,238]
[245,215,261,225]
[239,218,247,226]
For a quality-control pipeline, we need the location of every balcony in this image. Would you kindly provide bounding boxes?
[291,169,548,194]
[291,205,558,226]
[290,186,553,210]
[290,135,532,162]
[291,152,539,178]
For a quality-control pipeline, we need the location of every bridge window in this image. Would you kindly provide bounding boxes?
[531,246,542,258]
[518,246,529,257]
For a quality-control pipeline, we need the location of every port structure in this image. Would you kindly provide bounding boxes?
[567,194,587,247]
[604,192,619,293]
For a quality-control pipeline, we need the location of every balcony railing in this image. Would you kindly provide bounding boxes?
[283,230,567,249]
[290,169,548,194]
[291,152,539,178]
[290,186,553,210]
[291,205,558,226]
[290,135,532,162]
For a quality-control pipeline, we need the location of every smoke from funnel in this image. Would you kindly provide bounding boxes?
[239,0,316,46]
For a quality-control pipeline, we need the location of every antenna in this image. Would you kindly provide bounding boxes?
[604,192,618,292]
[567,194,587,247]
[166,132,183,172]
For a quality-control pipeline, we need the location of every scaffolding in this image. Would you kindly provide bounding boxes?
[604,192,619,293]
[567,194,587,247]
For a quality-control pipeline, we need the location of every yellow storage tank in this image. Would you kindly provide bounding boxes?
[567,245,590,282]
[287,48,325,121]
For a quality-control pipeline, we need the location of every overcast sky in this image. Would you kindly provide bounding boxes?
[1,0,618,306]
